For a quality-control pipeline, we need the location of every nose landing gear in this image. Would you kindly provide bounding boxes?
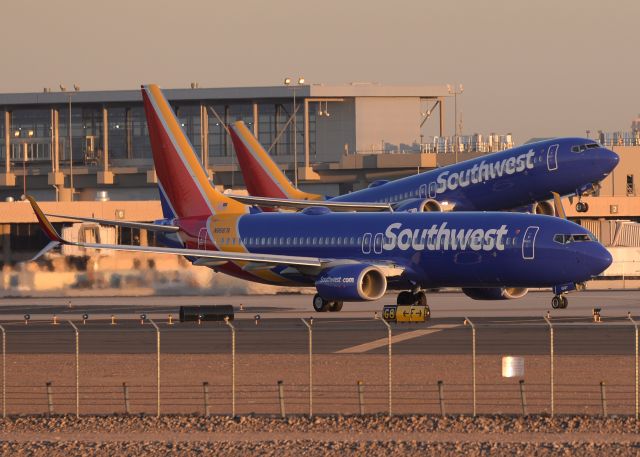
[551,294,568,309]
[397,289,430,317]
[575,201,589,213]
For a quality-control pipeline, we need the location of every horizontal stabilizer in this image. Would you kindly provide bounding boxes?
[45,213,180,233]
[227,194,392,212]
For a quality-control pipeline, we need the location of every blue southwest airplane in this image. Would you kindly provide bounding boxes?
[227,121,618,214]
[26,85,613,313]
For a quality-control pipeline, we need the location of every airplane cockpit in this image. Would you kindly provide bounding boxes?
[571,143,601,153]
[553,233,598,244]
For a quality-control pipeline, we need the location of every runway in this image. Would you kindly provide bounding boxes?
[0,290,638,355]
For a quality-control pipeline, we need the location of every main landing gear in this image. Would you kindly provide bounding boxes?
[397,290,431,318]
[551,294,568,309]
[313,294,343,313]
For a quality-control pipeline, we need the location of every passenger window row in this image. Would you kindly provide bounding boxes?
[217,236,363,247]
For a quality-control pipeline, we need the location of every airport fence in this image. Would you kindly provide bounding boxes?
[0,314,638,418]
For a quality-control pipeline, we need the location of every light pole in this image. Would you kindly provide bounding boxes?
[284,77,304,187]
[60,85,76,201]
[15,130,33,197]
[447,83,464,163]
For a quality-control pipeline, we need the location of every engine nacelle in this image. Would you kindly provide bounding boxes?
[462,287,528,300]
[393,198,443,213]
[532,201,554,215]
[315,264,387,301]
[512,201,554,215]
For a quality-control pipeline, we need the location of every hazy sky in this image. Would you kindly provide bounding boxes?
[1,0,638,142]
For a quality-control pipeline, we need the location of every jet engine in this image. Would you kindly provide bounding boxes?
[393,198,443,213]
[531,201,554,216]
[461,287,528,300]
[315,264,387,301]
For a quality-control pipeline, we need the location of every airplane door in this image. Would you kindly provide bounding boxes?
[373,233,383,254]
[547,144,559,171]
[362,233,372,254]
[419,184,427,198]
[428,182,437,198]
[522,226,539,260]
[198,227,208,249]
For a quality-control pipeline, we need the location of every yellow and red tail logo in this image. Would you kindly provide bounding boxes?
[229,121,322,201]
[141,84,245,218]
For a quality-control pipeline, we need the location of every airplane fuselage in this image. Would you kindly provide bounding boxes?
[164,210,611,290]
[331,138,618,211]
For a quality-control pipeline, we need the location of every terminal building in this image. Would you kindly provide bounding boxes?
[0,83,639,272]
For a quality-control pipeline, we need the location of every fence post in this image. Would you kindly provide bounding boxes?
[203,382,210,416]
[224,317,236,417]
[277,380,285,418]
[301,318,313,418]
[0,324,5,418]
[148,318,161,418]
[357,381,365,415]
[437,380,446,416]
[628,313,638,420]
[46,382,53,414]
[376,315,392,416]
[67,321,80,418]
[464,317,476,416]
[544,315,554,417]
[123,382,130,414]
[600,381,607,417]
[519,380,527,416]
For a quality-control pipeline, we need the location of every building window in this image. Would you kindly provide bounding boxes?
[627,174,635,196]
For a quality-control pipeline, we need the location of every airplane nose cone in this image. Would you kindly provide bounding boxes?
[590,243,613,276]
[600,148,620,173]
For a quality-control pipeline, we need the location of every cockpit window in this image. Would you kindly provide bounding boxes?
[554,233,596,244]
[572,143,600,153]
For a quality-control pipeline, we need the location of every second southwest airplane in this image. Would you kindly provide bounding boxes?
[28,85,613,313]
[227,121,618,214]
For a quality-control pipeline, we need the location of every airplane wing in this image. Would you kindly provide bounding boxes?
[551,192,567,219]
[44,213,180,233]
[28,196,406,277]
[27,196,321,267]
[227,194,393,212]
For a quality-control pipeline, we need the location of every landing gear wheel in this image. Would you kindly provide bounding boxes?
[560,295,568,309]
[576,201,589,213]
[313,294,329,312]
[397,291,414,305]
[328,301,343,312]
[551,295,562,309]
[414,291,428,307]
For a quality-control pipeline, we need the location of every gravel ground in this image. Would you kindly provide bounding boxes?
[1,414,640,456]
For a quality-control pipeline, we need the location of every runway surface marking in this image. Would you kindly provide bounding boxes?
[335,324,459,353]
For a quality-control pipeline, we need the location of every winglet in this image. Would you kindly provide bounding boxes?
[551,192,567,219]
[26,195,64,242]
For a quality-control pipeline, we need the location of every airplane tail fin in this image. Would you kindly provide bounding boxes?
[229,121,323,201]
[141,84,246,218]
